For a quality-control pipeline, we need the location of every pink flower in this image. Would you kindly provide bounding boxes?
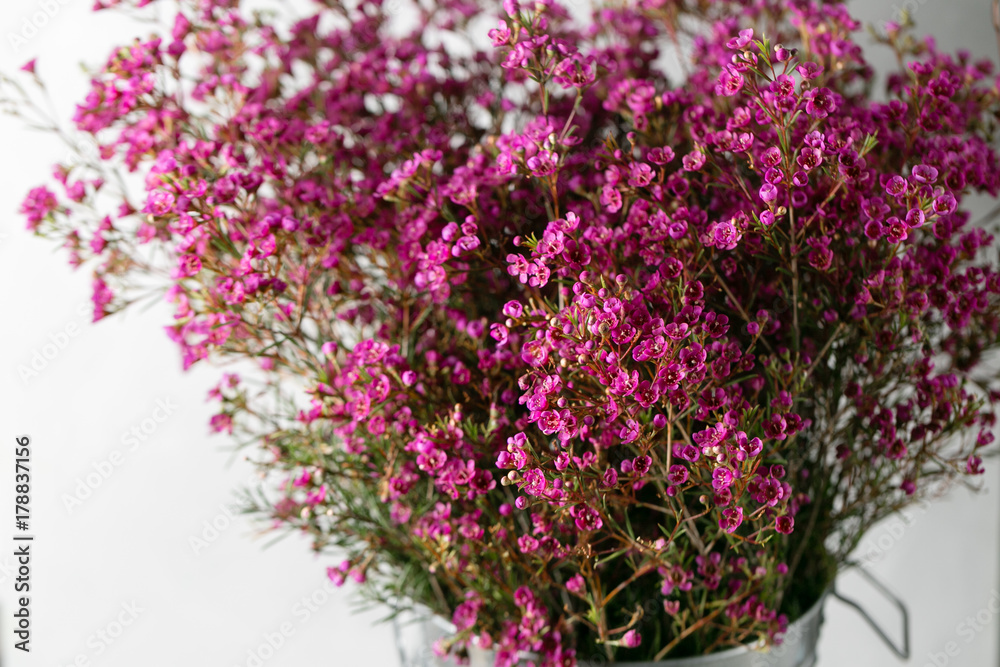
[804,87,838,117]
[911,164,939,184]
[885,175,907,197]
[488,20,510,46]
[518,535,540,553]
[796,61,824,79]
[621,630,642,648]
[326,562,349,587]
[452,597,480,631]
[19,186,59,230]
[667,465,688,485]
[520,468,547,496]
[632,455,652,476]
[144,190,176,216]
[91,277,114,322]
[966,456,984,475]
[719,507,744,533]
[502,300,523,318]
[712,218,742,249]
[566,574,586,595]
[759,183,778,202]
[571,504,602,531]
[526,150,558,177]
[726,28,754,50]
[209,413,233,434]
[712,467,734,490]
[885,217,908,243]
[619,419,640,443]
[716,65,745,97]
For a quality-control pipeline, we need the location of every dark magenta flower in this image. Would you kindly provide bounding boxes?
[911,164,939,184]
[796,61,824,79]
[726,28,754,50]
[521,469,547,497]
[885,175,908,196]
[621,629,642,648]
[19,186,59,231]
[719,507,744,533]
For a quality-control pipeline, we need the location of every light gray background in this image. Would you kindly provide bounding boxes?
[0,0,996,666]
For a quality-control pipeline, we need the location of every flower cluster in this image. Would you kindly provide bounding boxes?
[12,0,1000,663]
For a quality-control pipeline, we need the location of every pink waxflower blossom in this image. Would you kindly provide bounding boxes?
[667,465,689,485]
[326,561,349,587]
[621,630,642,648]
[521,468,547,496]
[796,61,824,79]
[719,507,744,533]
[804,88,838,117]
[488,20,511,46]
[571,504,602,531]
[726,28,754,50]
[911,164,939,183]
[712,467,734,490]
[619,419,640,443]
[91,277,114,322]
[647,146,675,164]
[518,535,540,553]
[631,456,652,476]
[885,175,908,196]
[566,574,586,595]
[502,301,523,318]
[682,150,706,171]
[144,190,176,216]
[712,218,742,249]
[759,183,778,202]
[20,186,59,230]
[716,65,745,97]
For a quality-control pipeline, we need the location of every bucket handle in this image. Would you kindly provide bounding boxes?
[831,562,910,660]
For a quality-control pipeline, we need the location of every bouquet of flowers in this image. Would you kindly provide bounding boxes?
[10,0,1000,662]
